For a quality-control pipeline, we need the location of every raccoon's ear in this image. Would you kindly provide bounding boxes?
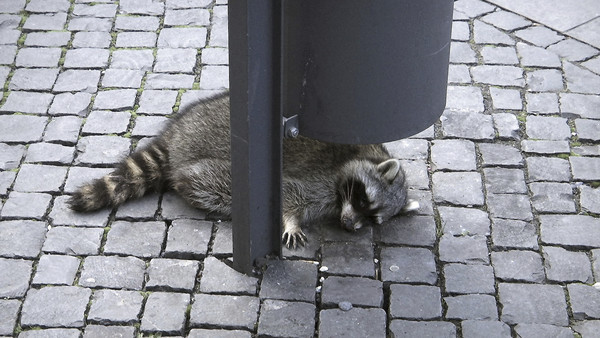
[377,159,401,182]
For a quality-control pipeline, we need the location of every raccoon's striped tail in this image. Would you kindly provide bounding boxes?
[68,140,169,212]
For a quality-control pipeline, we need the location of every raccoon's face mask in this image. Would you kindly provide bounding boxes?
[337,159,415,231]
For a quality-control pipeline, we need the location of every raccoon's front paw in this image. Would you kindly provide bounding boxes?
[282,215,307,249]
[282,228,307,249]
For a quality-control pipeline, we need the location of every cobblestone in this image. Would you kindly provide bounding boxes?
[147,258,199,292]
[0,258,32,297]
[1,191,52,220]
[200,256,258,294]
[443,263,495,294]
[380,247,437,284]
[79,255,146,290]
[104,221,166,257]
[491,218,539,250]
[389,284,442,320]
[42,226,104,255]
[543,246,593,283]
[526,157,571,182]
[190,294,259,330]
[260,260,317,302]
[499,283,569,326]
[141,292,189,335]
[32,254,80,286]
[568,283,600,320]
[21,286,91,328]
[257,300,316,338]
[491,250,545,282]
[390,320,456,337]
[445,294,498,320]
[87,289,143,324]
[319,308,386,338]
[527,92,560,114]
[540,215,600,248]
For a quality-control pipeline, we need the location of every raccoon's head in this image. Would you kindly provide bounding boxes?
[337,158,416,231]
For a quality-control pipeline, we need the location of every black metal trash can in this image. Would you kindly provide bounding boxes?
[282,0,454,144]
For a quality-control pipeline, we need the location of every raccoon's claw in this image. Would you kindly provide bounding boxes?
[282,229,307,249]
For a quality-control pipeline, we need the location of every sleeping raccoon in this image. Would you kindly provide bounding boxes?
[69,92,418,248]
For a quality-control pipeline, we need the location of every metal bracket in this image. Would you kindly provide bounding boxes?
[283,114,299,138]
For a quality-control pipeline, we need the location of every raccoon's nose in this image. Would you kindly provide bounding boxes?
[341,217,356,232]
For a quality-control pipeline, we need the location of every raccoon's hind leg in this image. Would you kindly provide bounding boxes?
[170,159,232,216]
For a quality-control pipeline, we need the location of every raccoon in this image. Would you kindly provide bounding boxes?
[69,92,418,248]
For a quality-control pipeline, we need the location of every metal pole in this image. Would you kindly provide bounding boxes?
[228,0,282,274]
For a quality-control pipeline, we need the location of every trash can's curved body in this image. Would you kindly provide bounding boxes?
[283,0,454,144]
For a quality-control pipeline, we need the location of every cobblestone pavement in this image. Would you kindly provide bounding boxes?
[1,0,600,337]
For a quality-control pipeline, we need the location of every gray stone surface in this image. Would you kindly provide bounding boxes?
[319,308,386,338]
[190,294,259,330]
[483,168,527,194]
[0,299,20,336]
[164,219,212,259]
[529,182,576,213]
[543,246,593,283]
[486,193,533,221]
[540,215,600,247]
[445,294,498,320]
[31,254,80,285]
[491,250,545,282]
[0,115,47,143]
[49,92,92,116]
[260,260,317,302]
[491,218,539,250]
[439,235,489,264]
[0,258,32,298]
[42,226,104,256]
[380,247,437,284]
[479,143,523,167]
[462,320,511,338]
[104,221,166,257]
[570,157,600,181]
[526,157,571,182]
[499,283,569,326]
[321,276,383,308]
[87,289,143,324]
[433,172,484,206]
[431,139,477,171]
[147,258,199,292]
[389,284,442,320]
[25,142,75,164]
[390,320,456,338]
[527,92,560,114]
[443,263,495,294]
[1,91,54,114]
[79,256,146,290]
[257,300,316,338]
[0,220,47,258]
[441,111,494,140]
[568,283,600,320]
[375,215,436,246]
[21,286,91,328]
[75,135,131,165]
[579,185,600,214]
[200,256,257,294]
[141,292,190,335]
[514,324,574,338]
[93,89,137,110]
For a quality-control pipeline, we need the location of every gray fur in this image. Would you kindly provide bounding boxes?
[69,92,413,248]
